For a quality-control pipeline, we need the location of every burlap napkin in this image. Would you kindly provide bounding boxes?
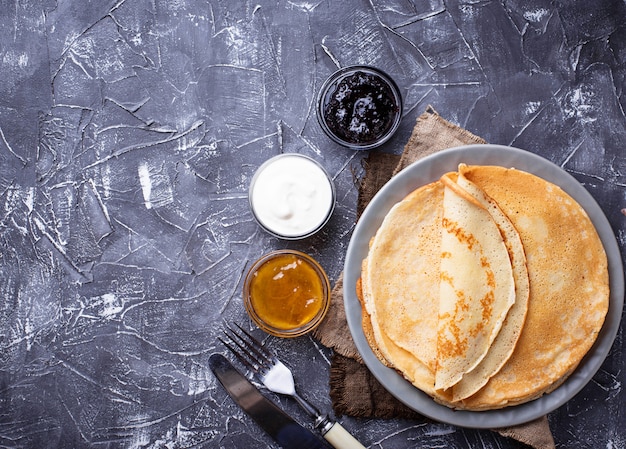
[313,106,556,449]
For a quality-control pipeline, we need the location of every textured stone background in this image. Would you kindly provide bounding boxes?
[1,0,625,447]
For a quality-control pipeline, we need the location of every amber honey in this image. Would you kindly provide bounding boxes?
[244,250,330,337]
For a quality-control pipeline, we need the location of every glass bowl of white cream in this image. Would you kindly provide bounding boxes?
[249,153,336,239]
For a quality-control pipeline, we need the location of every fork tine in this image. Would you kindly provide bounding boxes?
[221,323,273,375]
[218,336,258,374]
[232,323,276,363]
[223,328,265,369]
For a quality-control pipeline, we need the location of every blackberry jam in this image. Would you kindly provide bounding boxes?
[318,66,402,150]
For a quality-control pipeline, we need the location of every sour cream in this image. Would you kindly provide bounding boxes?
[249,154,335,239]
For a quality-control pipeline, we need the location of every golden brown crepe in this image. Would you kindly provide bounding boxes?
[360,181,449,401]
[361,181,442,374]
[443,167,530,402]
[436,170,517,392]
[359,164,609,410]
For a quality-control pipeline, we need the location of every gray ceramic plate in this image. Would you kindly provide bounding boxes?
[343,144,624,428]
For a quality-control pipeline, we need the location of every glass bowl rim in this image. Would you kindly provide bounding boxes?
[248,153,336,240]
[243,249,331,337]
[316,65,403,150]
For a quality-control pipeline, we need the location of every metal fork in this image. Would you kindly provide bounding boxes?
[220,323,366,449]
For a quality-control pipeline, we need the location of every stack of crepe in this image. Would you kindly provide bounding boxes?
[358,164,609,410]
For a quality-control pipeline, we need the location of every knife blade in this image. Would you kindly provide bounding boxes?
[209,353,330,449]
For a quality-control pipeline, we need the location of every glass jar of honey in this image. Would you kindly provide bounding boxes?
[243,250,331,337]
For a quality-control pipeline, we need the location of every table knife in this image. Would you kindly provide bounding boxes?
[209,353,331,449]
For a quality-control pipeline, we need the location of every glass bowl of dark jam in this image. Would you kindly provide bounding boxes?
[317,65,402,150]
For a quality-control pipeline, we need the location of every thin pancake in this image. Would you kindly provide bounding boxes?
[362,181,442,373]
[358,164,609,411]
[449,166,530,401]
[459,165,609,409]
[359,268,441,397]
[435,170,516,391]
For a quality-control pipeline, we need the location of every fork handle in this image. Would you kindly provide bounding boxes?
[323,422,367,449]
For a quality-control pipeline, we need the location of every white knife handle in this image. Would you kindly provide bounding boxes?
[323,421,367,449]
